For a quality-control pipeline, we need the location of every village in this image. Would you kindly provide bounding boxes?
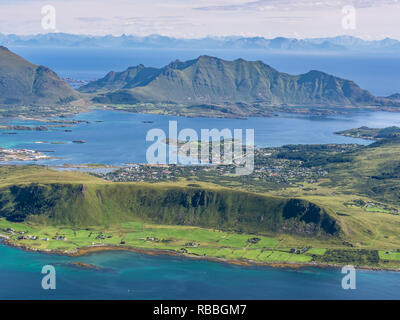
[2,228,52,241]
[93,146,328,191]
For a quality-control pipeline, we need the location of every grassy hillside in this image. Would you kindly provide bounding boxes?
[324,136,400,205]
[2,163,400,267]
[0,46,78,106]
[252,136,400,251]
[0,166,339,238]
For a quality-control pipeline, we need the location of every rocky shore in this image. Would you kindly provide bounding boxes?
[0,148,54,161]
[70,261,101,270]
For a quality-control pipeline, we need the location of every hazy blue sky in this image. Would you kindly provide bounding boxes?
[1,0,400,39]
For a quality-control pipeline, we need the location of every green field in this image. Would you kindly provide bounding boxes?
[0,217,331,264]
[1,216,398,267]
[365,207,391,213]
[379,250,400,261]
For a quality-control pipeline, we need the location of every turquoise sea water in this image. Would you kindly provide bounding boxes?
[3,110,400,165]
[0,241,399,300]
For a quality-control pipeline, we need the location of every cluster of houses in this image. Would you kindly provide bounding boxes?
[95,146,327,189]
[17,235,50,241]
[96,234,112,240]
[4,227,70,242]
[100,164,183,182]
[52,236,67,241]
[5,228,36,241]
[18,235,36,240]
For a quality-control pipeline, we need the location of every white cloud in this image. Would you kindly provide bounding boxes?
[195,0,400,11]
[0,0,399,39]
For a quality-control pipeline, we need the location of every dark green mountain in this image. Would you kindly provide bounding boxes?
[0,46,78,106]
[80,55,395,109]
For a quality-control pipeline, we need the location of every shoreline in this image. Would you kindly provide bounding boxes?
[2,105,400,123]
[1,238,399,273]
[99,105,400,119]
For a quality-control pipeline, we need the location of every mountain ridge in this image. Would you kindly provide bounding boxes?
[2,33,400,52]
[0,46,78,106]
[80,55,396,110]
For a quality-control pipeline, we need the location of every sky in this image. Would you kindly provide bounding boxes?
[1,0,400,39]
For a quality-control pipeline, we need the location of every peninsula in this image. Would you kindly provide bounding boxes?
[1,130,400,270]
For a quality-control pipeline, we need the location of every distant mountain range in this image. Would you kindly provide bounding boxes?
[2,33,400,53]
[0,46,78,106]
[80,55,397,110]
[386,93,400,102]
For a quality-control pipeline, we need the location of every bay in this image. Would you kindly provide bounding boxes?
[2,110,400,166]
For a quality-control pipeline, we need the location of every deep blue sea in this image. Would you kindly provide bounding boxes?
[1,48,400,299]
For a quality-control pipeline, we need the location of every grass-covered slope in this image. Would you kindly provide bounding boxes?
[325,136,400,206]
[0,166,339,237]
[0,46,78,106]
[80,55,395,109]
